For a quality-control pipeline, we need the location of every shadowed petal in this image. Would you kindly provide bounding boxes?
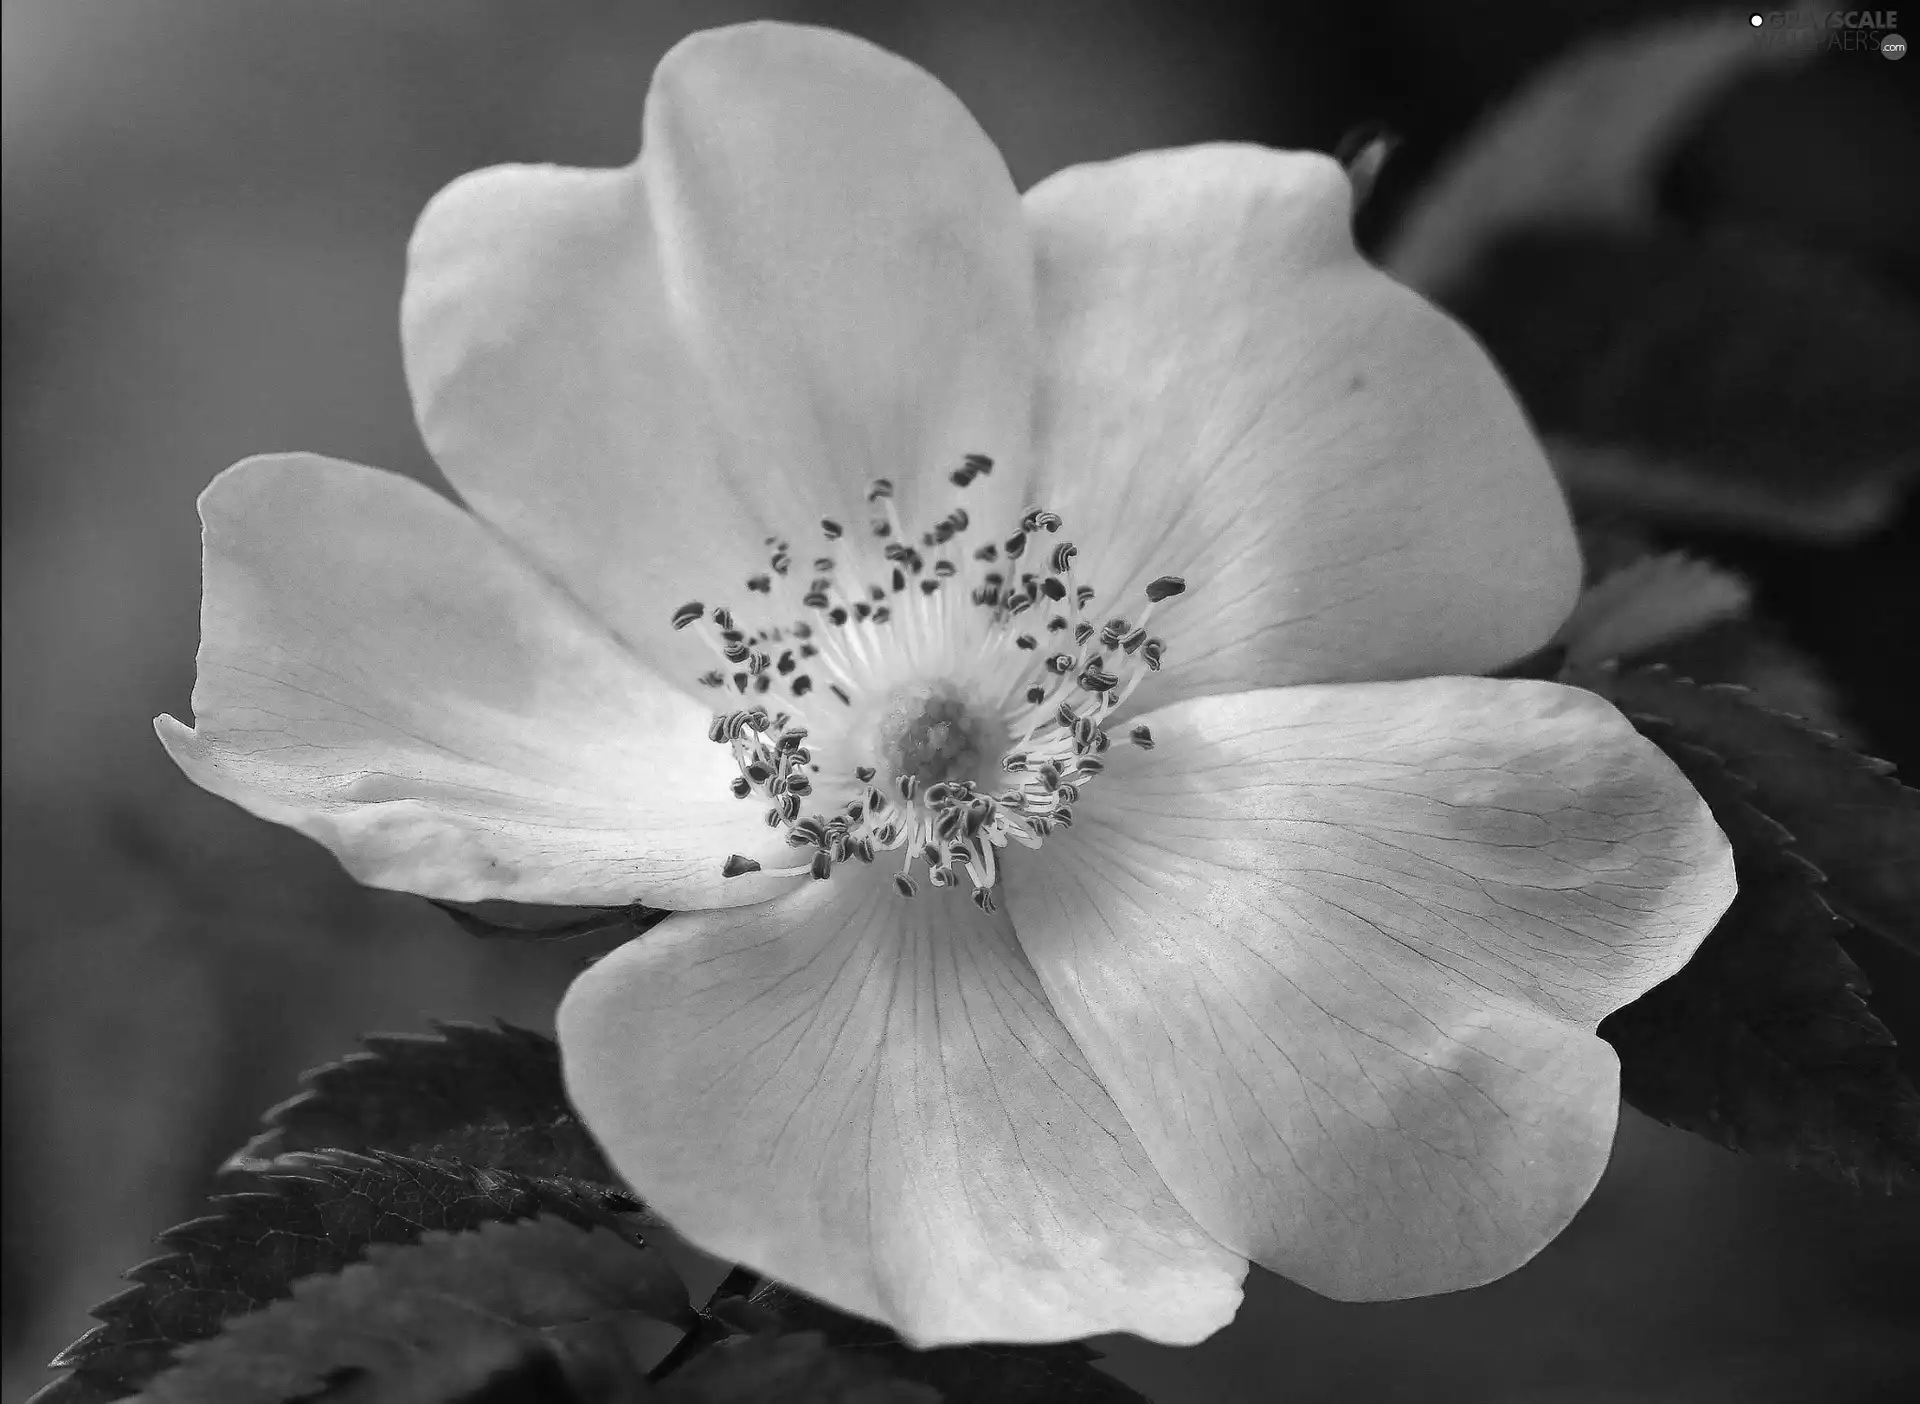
[403,22,1035,682]
[558,865,1246,1347]
[1024,145,1579,713]
[1004,677,1734,1300]
[156,454,799,908]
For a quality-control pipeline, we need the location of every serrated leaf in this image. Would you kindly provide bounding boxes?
[35,1152,669,1403]
[1386,16,1798,293]
[1585,667,1920,953]
[1555,551,1751,665]
[430,898,667,942]
[140,1217,691,1404]
[1614,617,1848,736]
[721,1281,1150,1404]
[228,1021,619,1188]
[655,1331,939,1404]
[1577,669,1920,1190]
[1556,520,1846,730]
[1451,229,1920,540]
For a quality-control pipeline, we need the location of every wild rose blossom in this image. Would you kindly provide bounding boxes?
[157,23,1735,1348]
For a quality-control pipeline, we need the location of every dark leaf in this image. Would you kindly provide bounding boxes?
[34,1152,666,1403]
[228,1021,621,1189]
[717,1281,1151,1404]
[1661,61,1920,300]
[1585,667,1920,953]
[430,899,668,943]
[1550,537,1845,729]
[141,1217,692,1404]
[654,1332,939,1404]
[1616,617,1847,736]
[1386,17,1793,293]
[1450,228,1920,540]
[1581,668,1920,1190]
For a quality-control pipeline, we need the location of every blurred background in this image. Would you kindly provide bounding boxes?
[4,2,1917,1401]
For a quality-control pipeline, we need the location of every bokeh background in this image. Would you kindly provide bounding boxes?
[5,2,1918,1401]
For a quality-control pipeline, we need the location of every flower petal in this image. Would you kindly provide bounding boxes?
[402,22,1036,682]
[1024,145,1580,711]
[1003,677,1734,1300]
[155,454,800,908]
[557,866,1247,1347]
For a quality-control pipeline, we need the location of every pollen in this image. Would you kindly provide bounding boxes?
[672,451,1186,904]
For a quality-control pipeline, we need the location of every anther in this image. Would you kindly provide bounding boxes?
[721,855,761,878]
[671,602,705,630]
[821,519,843,539]
[1145,576,1187,602]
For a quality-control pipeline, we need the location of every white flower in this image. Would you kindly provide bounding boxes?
[157,23,1735,1350]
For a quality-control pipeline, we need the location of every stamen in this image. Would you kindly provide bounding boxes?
[1145,575,1187,602]
[678,459,1189,904]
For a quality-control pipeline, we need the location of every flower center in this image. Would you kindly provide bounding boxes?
[672,453,1184,911]
[873,683,1004,791]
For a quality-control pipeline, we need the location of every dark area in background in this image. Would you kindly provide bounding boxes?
[5,3,1917,1400]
